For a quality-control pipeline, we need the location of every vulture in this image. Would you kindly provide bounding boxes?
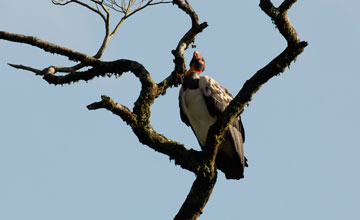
[179,51,247,179]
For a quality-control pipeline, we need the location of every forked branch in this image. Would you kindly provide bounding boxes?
[204,0,307,165]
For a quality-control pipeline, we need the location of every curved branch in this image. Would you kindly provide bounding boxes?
[204,0,308,161]
[48,59,153,85]
[172,0,199,26]
[53,0,107,21]
[87,95,204,173]
[278,0,297,13]
[87,95,136,125]
[156,0,208,96]
[174,173,217,220]
[260,0,300,45]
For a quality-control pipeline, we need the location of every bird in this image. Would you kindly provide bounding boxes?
[179,51,247,179]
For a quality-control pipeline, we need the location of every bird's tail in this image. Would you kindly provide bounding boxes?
[216,151,248,180]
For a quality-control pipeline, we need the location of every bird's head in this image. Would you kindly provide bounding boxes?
[185,51,205,76]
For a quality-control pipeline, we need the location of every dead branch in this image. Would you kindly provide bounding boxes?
[156,1,208,96]
[204,0,308,164]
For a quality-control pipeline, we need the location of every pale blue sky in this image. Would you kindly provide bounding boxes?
[1,1,359,219]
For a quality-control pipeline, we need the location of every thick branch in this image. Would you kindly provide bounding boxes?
[172,0,199,26]
[205,42,307,160]
[7,59,153,86]
[87,95,204,173]
[87,95,136,125]
[279,0,297,13]
[174,173,217,220]
[259,0,300,45]
[204,0,308,161]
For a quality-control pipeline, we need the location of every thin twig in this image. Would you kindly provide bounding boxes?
[7,63,44,75]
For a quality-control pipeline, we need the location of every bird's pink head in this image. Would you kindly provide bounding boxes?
[185,51,206,76]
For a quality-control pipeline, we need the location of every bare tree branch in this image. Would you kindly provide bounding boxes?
[279,0,297,13]
[52,0,107,21]
[87,95,136,125]
[87,95,205,174]
[94,2,111,58]
[7,63,44,75]
[172,0,198,26]
[0,31,99,65]
[204,0,308,164]
[174,173,217,220]
[156,0,208,96]
[260,0,300,45]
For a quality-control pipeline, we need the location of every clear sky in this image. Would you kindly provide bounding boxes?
[1,0,359,219]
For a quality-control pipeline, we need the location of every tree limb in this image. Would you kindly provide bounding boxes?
[174,173,217,220]
[87,95,205,173]
[7,63,44,75]
[260,0,300,45]
[204,0,308,164]
[0,31,99,65]
[156,0,208,96]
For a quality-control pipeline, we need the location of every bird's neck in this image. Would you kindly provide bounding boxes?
[185,66,202,76]
[183,72,200,90]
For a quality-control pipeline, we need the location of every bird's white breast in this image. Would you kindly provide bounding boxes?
[181,88,216,146]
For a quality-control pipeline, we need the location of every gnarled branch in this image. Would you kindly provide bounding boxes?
[156,0,208,96]
[204,0,308,165]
